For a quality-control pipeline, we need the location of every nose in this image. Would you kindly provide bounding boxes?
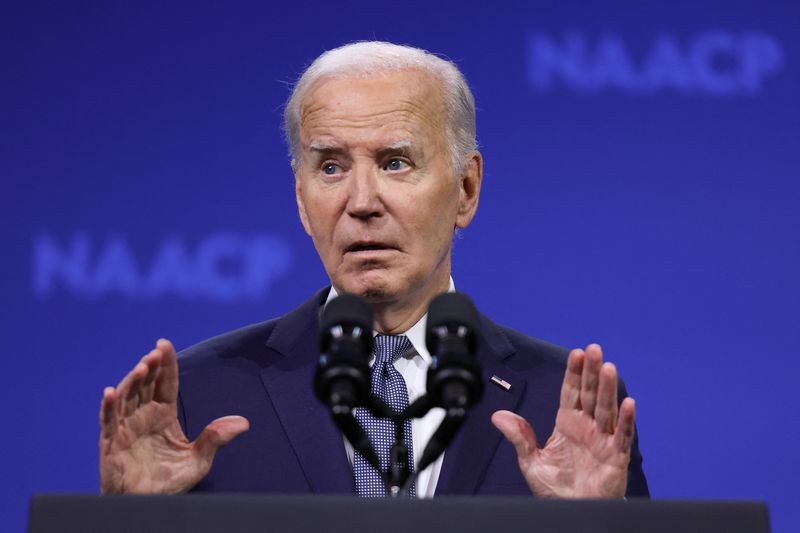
[345,161,384,220]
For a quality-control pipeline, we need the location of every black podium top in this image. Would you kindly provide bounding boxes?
[29,494,770,533]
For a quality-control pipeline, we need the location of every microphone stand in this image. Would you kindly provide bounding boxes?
[387,415,411,496]
[329,393,455,498]
[327,392,416,497]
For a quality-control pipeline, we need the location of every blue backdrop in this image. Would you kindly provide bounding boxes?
[4,1,799,532]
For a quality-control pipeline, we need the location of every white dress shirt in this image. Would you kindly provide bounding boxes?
[326,282,452,498]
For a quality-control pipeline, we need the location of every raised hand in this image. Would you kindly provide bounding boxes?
[491,344,635,498]
[99,339,249,494]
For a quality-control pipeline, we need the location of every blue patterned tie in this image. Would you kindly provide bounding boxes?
[353,335,416,497]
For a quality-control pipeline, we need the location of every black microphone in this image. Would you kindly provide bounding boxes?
[425,292,483,410]
[410,292,485,475]
[314,293,373,409]
[314,293,382,470]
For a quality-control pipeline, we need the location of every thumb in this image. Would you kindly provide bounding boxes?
[194,415,250,463]
[491,410,540,462]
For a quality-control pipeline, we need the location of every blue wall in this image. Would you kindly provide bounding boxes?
[4,1,799,531]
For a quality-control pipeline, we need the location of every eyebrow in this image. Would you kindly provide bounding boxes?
[376,141,417,161]
[308,142,345,155]
[307,141,415,152]
[306,140,418,158]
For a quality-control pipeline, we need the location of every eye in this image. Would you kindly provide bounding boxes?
[384,158,409,172]
[322,162,341,176]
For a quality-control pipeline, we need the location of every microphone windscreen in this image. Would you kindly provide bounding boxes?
[315,292,373,407]
[426,292,480,332]
[320,292,373,334]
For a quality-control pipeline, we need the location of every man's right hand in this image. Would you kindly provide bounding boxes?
[99,339,250,494]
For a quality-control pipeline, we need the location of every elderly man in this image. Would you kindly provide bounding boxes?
[98,41,648,498]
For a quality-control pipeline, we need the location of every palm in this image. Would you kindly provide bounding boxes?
[492,344,635,499]
[99,339,249,494]
[521,408,630,498]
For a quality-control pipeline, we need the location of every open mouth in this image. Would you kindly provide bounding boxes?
[346,242,393,253]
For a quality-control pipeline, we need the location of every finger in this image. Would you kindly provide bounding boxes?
[594,362,619,433]
[138,351,161,405]
[193,416,251,467]
[100,387,119,440]
[115,358,149,418]
[153,338,179,403]
[580,344,603,417]
[491,410,540,466]
[615,397,636,453]
[560,349,585,409]
[123,362,149,417]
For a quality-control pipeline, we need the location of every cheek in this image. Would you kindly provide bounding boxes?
[303,195,338,245]
[407,189,459,253]
[428,181,461,223]
[302,179,339,219]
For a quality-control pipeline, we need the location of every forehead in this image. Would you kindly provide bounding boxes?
[298,69,448,150]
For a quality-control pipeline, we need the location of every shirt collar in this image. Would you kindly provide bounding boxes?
[325,277,456,365]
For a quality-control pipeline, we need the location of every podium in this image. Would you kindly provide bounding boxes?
[29,494,770,533]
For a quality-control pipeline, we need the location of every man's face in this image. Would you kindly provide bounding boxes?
[294,69,481,311]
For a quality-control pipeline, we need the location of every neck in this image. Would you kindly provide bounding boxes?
[370,270,451,335]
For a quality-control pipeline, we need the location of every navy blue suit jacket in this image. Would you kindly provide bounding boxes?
[177,288,649,497]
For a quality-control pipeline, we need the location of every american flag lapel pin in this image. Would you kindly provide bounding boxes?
[490,375,512,391]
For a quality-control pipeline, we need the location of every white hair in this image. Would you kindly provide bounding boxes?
[283,41,477,173]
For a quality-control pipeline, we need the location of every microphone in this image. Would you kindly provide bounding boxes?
[425,292,483,410]
[314,293,382,470]
[407,291,484,475]
[314,293,373,409]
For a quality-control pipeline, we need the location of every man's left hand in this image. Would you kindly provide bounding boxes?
[491,344,634,498]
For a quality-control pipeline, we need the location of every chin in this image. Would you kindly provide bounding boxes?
[352,283,397,303]
[356,288,388,303]
[338,272,401,303]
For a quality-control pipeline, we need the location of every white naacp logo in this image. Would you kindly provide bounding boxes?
[528,31,784,95]
[33,232,292,302]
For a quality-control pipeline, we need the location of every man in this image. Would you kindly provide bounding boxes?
[98,41,648,498]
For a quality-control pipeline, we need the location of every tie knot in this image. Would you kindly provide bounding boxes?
[373,335,412,366]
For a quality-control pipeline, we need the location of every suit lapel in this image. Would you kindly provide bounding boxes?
[258,287,354,494]
[434,314,526,495]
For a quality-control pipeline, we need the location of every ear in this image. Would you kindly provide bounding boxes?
[455,151,483,229]
[295,171,313,236]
